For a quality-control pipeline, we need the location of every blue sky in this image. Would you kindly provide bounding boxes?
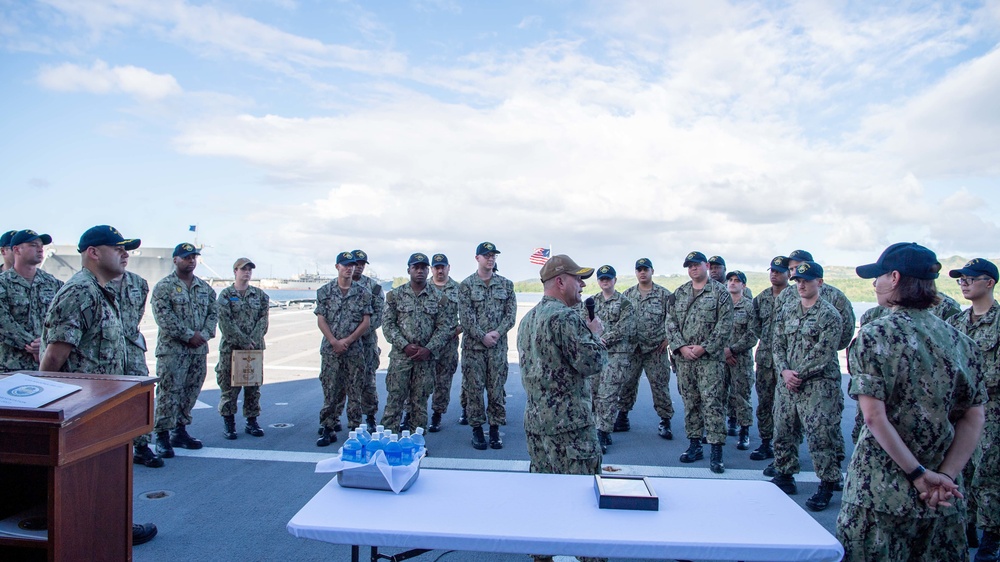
[3,0,1000,282]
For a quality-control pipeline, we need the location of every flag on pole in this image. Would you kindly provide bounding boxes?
[189,225,197,232]
[529,247,551,265]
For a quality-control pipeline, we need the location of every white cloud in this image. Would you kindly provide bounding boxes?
[37,59,182,99]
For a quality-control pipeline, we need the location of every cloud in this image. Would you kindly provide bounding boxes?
[37,59,182,99]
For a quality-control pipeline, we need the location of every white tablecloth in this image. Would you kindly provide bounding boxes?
[287,468,843,561]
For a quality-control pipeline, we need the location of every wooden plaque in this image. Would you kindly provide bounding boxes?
[231,350,264,386]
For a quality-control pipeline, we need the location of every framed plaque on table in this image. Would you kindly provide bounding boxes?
[594,475,659,511]
[231,350,264,386]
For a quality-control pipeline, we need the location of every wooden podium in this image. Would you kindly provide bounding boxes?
[0,372,156,562]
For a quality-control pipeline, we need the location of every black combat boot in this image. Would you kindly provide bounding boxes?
[806,481,836,511]
[763,462,777,477]
[749,438,773,460]
[657,418,673,440]
[155,431,175,458]
[400,411,411,432]
[170,424,203,449]
[613,410,630,432]
[245,417,264,437]
[366,414,377,434]
[458,409,469,425]
[316,427,336,447]
[333,420,343,432]
[737,426,750,450]
[977,530,1000,562]
[471,425,487,450]
[223,415,237,440]
[709,444,725,473]
[770,473,797,495]
[489,425,503,449]
[727,417,738,437]
[679,438,703,463]
[597,430,610,454]
[428,411,442,433]
[133,444,164,468]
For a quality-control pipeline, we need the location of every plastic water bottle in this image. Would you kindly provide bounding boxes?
[399,430,415,465]
[384,434,402,466]
[355,426,371,448]
[380,431,391,445]
[342,431,363,463]
[412,427,426,456]
[376,424,385,435]
[365,432,384,462]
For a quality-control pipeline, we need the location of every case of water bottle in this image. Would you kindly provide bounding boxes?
[336,458,421,492]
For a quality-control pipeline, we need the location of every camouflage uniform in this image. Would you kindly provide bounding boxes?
[151,271,218,433]
[948,301,1000,535]
[519,295,607,475]
[838,309,986,561]
[588,290,636,434]
[458,272,517,427]
[726,294,758,428]
[41,268,126,375]
[751,285,793,441]
[617,284,674,421]
[315,280,372,430]
[215,285,270,417]
[0,268,63,370]
[666,280,734,444]
[108,271,152,448]
[333,275,383,421]
[771,299,843,482]
[430,277,461,415]
[380,283,455,432]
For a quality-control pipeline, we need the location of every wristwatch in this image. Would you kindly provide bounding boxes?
[906,465,926,483]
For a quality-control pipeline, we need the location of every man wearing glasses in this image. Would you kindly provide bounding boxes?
[947,258,1000,558]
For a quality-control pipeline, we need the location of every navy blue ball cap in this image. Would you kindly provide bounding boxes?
[476,242,500,256]
[769,256,790,272]
[0,230,17,248]
[634,258,653,270]
[408,253,430,266]
[708,255,726,267]
[856,243,941,280]
[336,251,358,265]
[791,261,824,281]
[949,258,998,282]
[172,243,201,258]
[596,265,616,279]
[431,253,449,266]
[78,225,140,253]
[726,270,747,284]
[788,249,814,262]
[11,229,52,246]
[682,251,708,267]
[352,249,369,263]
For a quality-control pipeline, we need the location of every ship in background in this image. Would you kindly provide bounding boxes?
[258,272,333,290]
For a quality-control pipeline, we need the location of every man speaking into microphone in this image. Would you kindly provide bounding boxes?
[518,254,608,561]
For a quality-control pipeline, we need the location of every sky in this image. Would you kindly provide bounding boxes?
[3,0,1000,283]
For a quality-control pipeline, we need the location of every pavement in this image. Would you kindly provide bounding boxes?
[129,304,868,562]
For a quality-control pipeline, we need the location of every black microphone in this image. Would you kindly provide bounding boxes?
[585,297,595,321]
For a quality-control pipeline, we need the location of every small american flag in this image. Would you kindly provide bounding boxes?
[529,247,550,265]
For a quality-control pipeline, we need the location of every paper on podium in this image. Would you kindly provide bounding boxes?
[316,449,425,493]
[0,373,82,408]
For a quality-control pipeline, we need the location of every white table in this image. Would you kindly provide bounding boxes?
[287,468,843,562]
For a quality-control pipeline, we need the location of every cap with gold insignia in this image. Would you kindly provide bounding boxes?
[11,229,53,247]
[0,230,16,248]
[476,242,500,256]
[596,265,616,279]
[431,253,449,266]
[790,261,824,281]
[352,249,369,264]
[539,254,595,283]
[77,225,140,253]
[172,243,200,258]
[337,251,358,265]
[408,253,430,266]
[682,251,708,267]
[948,257,998,282]
[233,257,255,270]
[635,258,653,270]
[788,249,814,263]
[726,270,747,284]
[708,255,726,267]
[769,256,790,273]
